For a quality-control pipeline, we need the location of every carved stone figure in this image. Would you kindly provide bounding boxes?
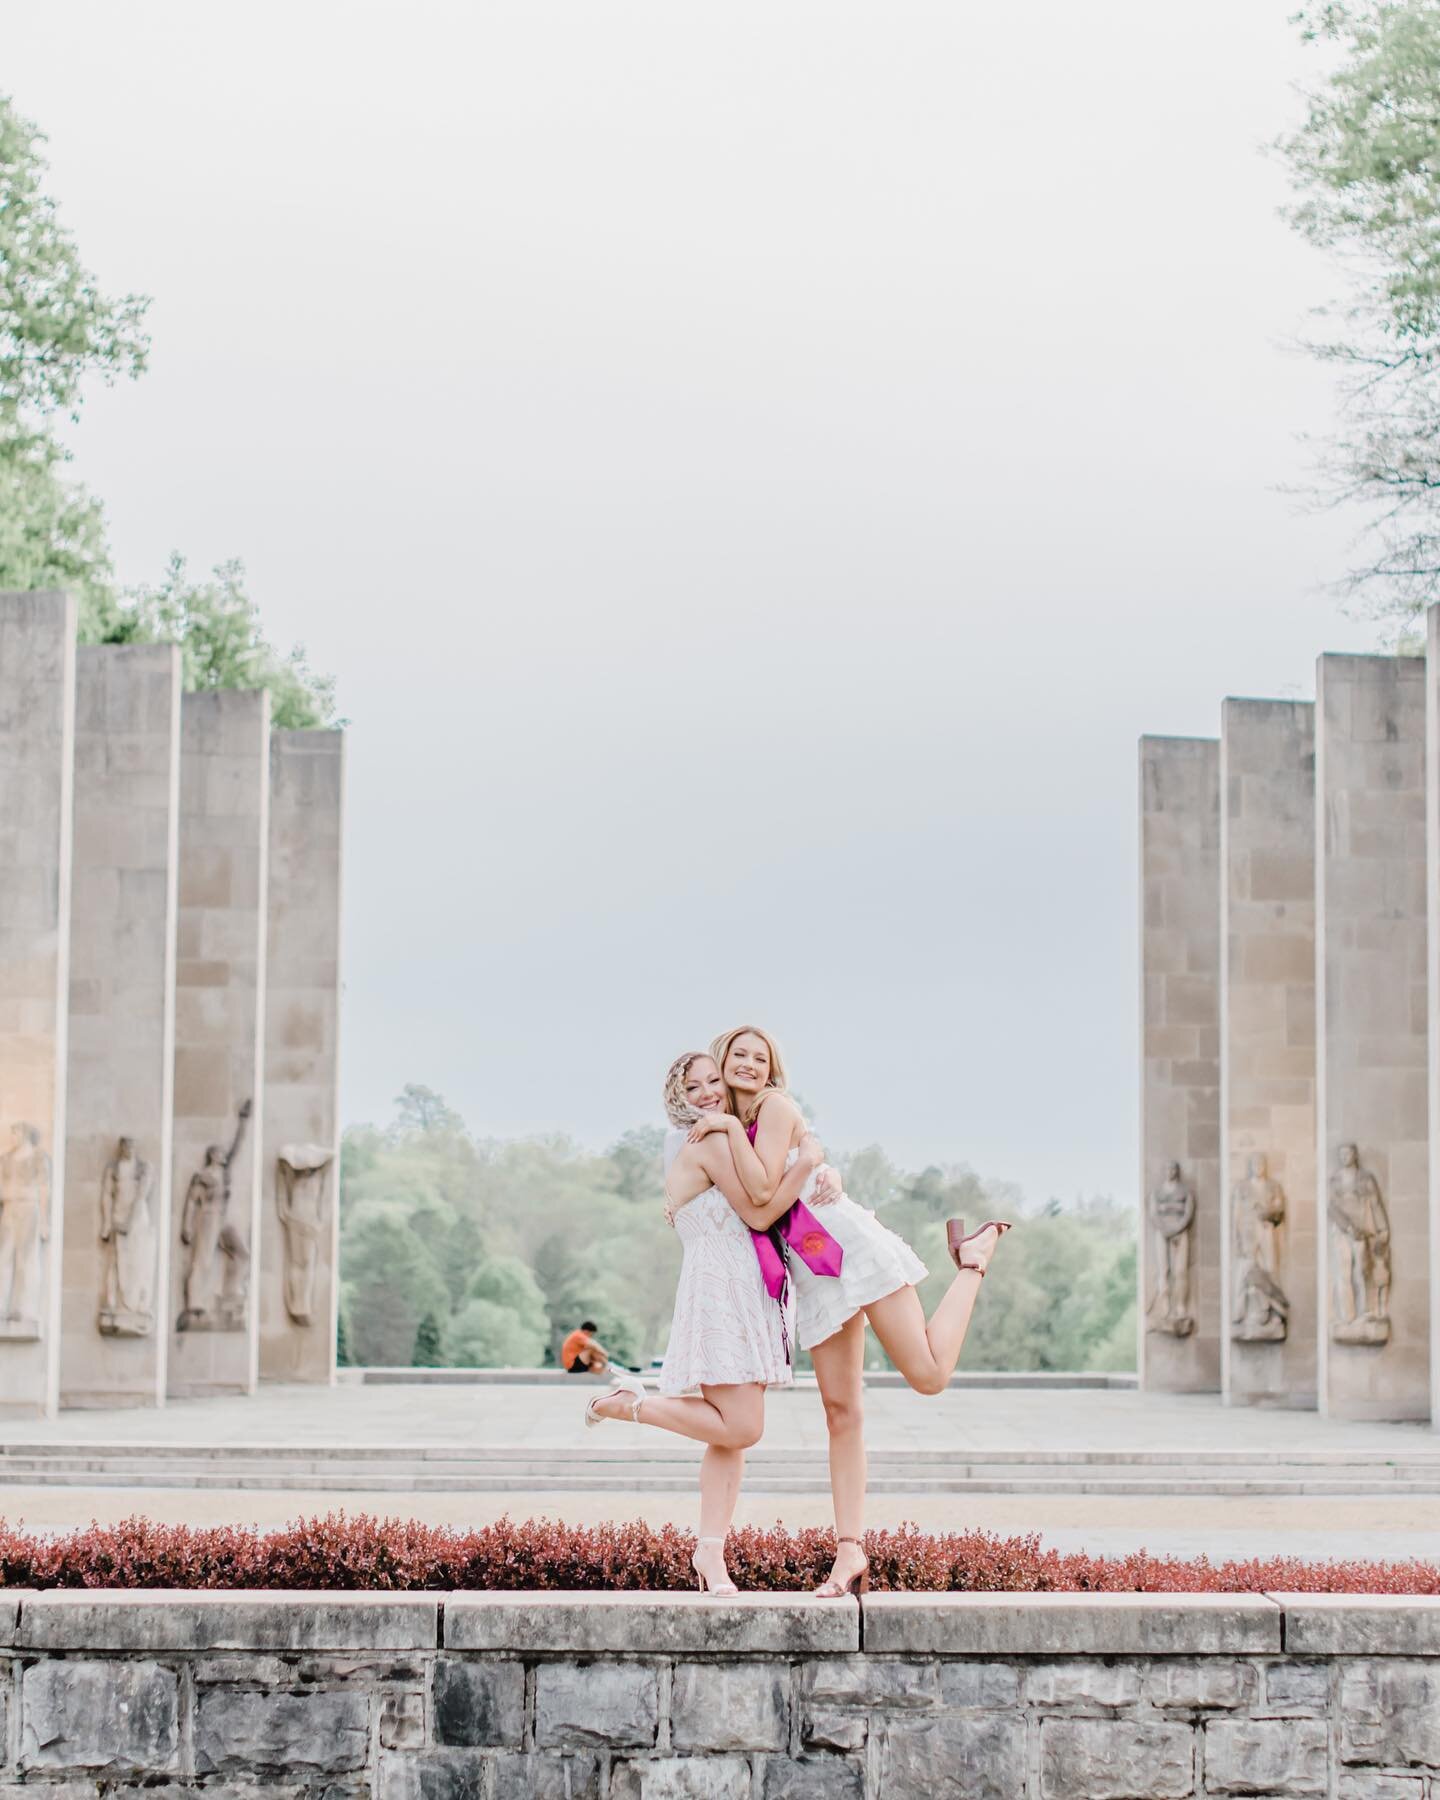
[1231,1152,1288,1343]
[1147,1160,1196,1338]
[1328,1142,1391,1347]
[0,1123,49,1340]
[275,1144,335,1326]
[98,1138,157,1337]
[177,1100,253,1333]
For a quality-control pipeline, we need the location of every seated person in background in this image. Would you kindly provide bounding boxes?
[561,1320,611,1375]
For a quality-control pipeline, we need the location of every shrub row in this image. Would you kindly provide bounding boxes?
[0,1513,1436,1593]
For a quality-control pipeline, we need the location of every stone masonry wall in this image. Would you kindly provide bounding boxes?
[1,1591,1438,1798]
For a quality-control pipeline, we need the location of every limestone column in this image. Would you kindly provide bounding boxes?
[0,591,76,1417]
[259,728,345,1384]
[1316,653,1428,1422]
[1139,736,1221,1391]
[59,646,182,1408]
[167,689,271,1397]
[1219,699,1317,1409]
[1426,607,1440,1429]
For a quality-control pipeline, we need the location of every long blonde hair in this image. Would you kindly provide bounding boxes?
[662,1051,711,1128]
[709,1023,789,1125]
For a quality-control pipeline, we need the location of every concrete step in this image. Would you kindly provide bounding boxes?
[4,1441,1438,1466]
[1,1468,1437,1496]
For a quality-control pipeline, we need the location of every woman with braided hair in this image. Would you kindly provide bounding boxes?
[583,1048,839,1596]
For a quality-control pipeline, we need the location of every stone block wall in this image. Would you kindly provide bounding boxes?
[2,1590,1438,1798]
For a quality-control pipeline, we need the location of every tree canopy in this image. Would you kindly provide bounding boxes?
[0,91,338,724]
[1280,4,1440,616]
[338,1090,1135,1376]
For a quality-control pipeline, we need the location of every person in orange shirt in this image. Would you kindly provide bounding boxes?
[561,1320,610,1376]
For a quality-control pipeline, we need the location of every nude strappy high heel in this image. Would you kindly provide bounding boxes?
[814,1535,869,1598]
[584,1372,646,1429]
[691,1536,738,1596]
[946,1218,1012,1276]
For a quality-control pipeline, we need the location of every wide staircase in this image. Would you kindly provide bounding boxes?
[3,1440,1438,1496]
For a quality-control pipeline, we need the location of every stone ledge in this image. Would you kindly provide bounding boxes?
[9,1590,1440,1658]
[1273,1593,1440,1656]
[16,1590,439,1652]
[860,1593,1284,1655]
[444,1592,860,1654]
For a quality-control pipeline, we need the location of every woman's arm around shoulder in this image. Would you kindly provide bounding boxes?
[700,1129,823,1233]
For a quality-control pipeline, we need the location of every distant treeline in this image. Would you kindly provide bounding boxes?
[338,1086,1136,1375]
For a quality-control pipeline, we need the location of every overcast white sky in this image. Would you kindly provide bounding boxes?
[8,2,1380,1202]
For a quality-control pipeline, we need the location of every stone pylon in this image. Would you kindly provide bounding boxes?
[59,645,183,1407]
[1139,736,1221,1393]
[1220,699,1317,1409]
[0,592,76,1417]
[259,728,346,1383]
[167,689,271,1397]
[1315,654,1429,1422]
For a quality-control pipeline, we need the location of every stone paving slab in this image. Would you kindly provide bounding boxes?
[3,1382,1434,1453]
[861,1592,1283,1655]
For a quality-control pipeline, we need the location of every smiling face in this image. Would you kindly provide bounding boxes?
[682,1055,727,1113]
[722,1031,771,1096]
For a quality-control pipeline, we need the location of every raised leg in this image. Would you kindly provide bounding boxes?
[864,1223,1003,1395]
[589,1380,765,1450]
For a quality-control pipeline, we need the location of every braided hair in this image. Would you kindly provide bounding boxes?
[662,1051,709,1128]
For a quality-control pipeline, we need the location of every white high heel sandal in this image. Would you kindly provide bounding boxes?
[691,1536,738,1596]
[584,1371,646,1429]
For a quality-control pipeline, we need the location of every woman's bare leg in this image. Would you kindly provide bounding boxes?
[590,1381,764,1451]
[808,1314,868,1591]
[592,1383,761,1590]
[864,1223,1003,1395]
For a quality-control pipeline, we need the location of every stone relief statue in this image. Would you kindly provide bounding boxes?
[1329,1142,1391,1346]
[0,1123,49,1340]
[176,1100,252,1334]
[98,1137,157,1338]
[1147,1159,1196,1338]
[275,1144,335,1326]
[1231,1151,1288,1344]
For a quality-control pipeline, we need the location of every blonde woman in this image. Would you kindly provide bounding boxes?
[693,1024,1010,1598]
[584,1049,837,1596]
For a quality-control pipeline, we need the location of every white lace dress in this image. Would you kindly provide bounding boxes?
[657,1130,792,1395]
[785,1151,930,1352]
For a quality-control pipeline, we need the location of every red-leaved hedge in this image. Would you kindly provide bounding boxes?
[0,1513,1436,1593]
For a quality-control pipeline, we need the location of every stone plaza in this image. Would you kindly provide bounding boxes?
[1141,609,1440,1425]
[0,591,344,1418]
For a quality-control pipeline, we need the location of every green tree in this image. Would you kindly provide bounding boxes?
[412,1312,445,1368]
[335,1306,351,1367]
[341,1212,450,1368]
[0,95,150,425]
[0,94,150,636]
[1279,3,1440,617]
[0,430,116,632]
[101,554,338,727]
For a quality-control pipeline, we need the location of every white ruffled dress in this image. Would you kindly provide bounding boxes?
[785,1155,930,1351]
[657,1131,792,1396]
